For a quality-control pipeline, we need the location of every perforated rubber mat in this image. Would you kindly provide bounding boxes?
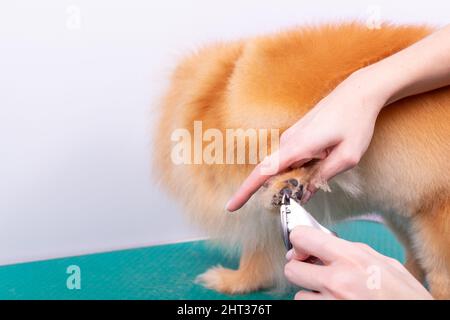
[0,221,404,300]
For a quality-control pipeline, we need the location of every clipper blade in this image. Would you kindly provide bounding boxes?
[280,196,333,251]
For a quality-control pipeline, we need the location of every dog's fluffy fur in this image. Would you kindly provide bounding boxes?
[154,22,450,299]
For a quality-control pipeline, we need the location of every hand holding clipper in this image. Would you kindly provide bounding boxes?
[280,194,336,264]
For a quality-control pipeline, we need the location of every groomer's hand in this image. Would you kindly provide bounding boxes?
[226,25,450,212]
[285,226,433,300]
[226,69,386,211]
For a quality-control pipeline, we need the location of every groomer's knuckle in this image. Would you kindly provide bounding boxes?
[386,256,402,268]
[284,262,296,279]
[285,150,299,165]
[340,150,360,167]
[354,242,372,253]
[258,156,270,168]
[341,249,370,267]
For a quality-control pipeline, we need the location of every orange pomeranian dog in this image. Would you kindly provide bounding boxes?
[153,22,450,299]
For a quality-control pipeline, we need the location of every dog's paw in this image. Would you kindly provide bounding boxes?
[260,168,310,209]
[196,266,261,295]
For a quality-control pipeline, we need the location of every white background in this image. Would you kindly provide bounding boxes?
[0,0,448,265]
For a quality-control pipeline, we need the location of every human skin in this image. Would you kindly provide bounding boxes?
[154,22,450,297]
[226,24,450,211]
[285,226,433,300]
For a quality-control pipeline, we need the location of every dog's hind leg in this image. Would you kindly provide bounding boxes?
[383,216,426,283]
[412,199,450,299]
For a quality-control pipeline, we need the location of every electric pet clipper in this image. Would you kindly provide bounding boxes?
[280,194,335,251]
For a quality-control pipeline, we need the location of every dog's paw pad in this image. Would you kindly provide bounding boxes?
[270,181,304,206]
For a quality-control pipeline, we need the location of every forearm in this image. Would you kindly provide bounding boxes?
[356,24,450,109]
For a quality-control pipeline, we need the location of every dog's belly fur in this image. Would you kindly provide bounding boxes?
[154,23,450,298]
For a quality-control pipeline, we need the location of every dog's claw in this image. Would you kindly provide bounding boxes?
[268,182,304,207]
[280,187,292,197]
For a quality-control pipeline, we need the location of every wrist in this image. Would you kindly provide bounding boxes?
[352,57,419,109]
[345,66,392,114]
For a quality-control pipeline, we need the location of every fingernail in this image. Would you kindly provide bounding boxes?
[285,249,294,260]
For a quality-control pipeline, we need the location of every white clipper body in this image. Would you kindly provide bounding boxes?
[280,195,334,251]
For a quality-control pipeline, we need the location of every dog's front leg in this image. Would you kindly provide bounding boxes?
[196,246,276,294]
